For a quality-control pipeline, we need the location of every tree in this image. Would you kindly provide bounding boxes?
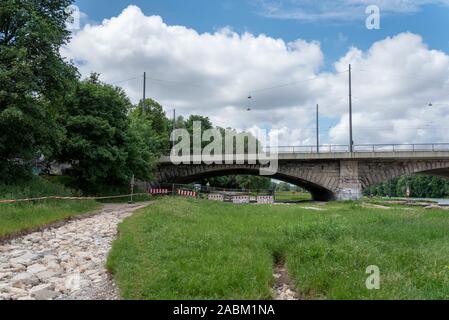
[235,176,272,190]
[125,114,159,183]
[133,98,171,153]
[365,174,449,198]
[200,175,272,190]
[0,0,77,180]
[184,115,213,150]
[59,75,133,192]
[276,182,293,192]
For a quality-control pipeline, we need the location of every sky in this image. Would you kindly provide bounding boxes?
[64,0,449,146]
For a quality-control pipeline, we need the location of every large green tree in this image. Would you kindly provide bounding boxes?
[133,98,171,153]
[59,75,134,192]
[0,0,77,180]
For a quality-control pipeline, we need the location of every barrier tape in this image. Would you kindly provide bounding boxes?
[0,193,150,204]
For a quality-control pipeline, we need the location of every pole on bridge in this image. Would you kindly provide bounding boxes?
[316,104,319,153]
[348,64,354,153]
[172,109,176,148]
[173,109,176,131]
[142,72,146,113]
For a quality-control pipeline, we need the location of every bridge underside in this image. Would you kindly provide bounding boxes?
[419,168,449,178]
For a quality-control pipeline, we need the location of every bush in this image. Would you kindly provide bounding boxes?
[0,176,81,200]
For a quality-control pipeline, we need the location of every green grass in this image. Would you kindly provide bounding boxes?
[275,192,312,202]
[0,177,100,237]
[107,198,449,300]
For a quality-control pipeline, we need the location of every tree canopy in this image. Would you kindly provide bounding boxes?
[0,0,77,180]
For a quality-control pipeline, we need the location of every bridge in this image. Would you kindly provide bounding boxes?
[153,143,449,201]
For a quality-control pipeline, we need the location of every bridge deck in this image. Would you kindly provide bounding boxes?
[159,151,449,164]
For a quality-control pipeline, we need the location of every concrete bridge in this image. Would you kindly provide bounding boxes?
[153,145,449,201]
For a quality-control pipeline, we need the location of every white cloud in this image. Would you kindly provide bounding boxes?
[256,0,449,22]
[62,6,449,147]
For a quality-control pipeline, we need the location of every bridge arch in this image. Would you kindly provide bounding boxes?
[359,160,449,189]
[154,163,337,201]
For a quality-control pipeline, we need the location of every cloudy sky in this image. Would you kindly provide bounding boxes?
[64,0,449,146]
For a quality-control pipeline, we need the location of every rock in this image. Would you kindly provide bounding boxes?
[42,255,58,264]
[10,264,27,272]
[46,261,61,271]
[0,272,12,280]
[6,287,28,298]
[78,252,93,261]
[60,254,70,263]
[30,284,57,300]
[11,272,40,287]
[36,270,59,281]
[27,264,47,274]
[10,252,38,265]
[0,283,9,292]
[17,296,36,300]
[49,278,66,293]
[0,203,147,300]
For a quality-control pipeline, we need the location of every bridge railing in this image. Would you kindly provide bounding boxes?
[263,143,449,154]
[161,143,449,156]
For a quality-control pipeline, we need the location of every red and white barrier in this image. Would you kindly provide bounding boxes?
[149,188,169,195]
[232,196,250,204]
[177,189,197,197]
[257,196,274,204]
[208,194,224,201]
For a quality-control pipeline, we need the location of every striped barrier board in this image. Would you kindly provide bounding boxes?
[257,196,274,204]
[177,189,197,197]
[232,196,250,204]
[208,194,224,201]
[149,188,169,195]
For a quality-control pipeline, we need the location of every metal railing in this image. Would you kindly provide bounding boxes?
[263,143,449,154]
[162,143,449,156]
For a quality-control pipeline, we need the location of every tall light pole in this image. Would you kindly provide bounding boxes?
[316,104,319,153]
[348,64,354,153]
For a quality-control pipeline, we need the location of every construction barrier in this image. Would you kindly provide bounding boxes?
[232,196,250,204]
[177,189,197,197]
[208,194,224,202]
[257,196,274,204]
[149,188,169,195]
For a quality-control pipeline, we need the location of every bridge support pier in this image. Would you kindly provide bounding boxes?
[335,160,363,201]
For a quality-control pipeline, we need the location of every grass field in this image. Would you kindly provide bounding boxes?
[275,192,312,202]
[0,177,99,238]
[107,197,449,300]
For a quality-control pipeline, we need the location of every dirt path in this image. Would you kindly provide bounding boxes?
[273,263,300,300]
[0,202,150,300]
